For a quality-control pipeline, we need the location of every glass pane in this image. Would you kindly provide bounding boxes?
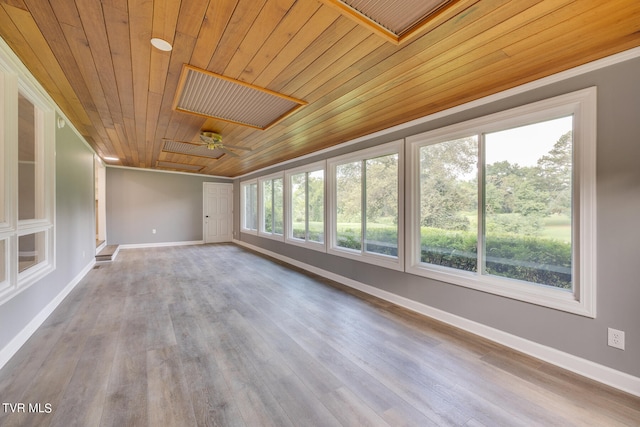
[420,137,478,271]
[262,180,273,233]
[290,173,307,240]
[484,116,573,289]
[244,183,257,230]
[273,178,284,235]
[18,93,39,221]
[336,161,361,250]
[19,231,46,273]
[307,170,324,243]
[365,154,398,257]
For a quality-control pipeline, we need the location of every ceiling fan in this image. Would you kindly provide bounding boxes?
[163,131,252,157]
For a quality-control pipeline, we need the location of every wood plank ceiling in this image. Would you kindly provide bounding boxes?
[1,0,639,177]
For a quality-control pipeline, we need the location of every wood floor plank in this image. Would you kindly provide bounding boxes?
[168,301,247,427]
[204,320,296,427]
[146,346,197,427]
[99,345,148,427]
[1,244,639,426]
[48,331,119,427]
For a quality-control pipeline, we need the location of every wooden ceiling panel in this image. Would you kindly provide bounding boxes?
[233,0,323,83]
[224,0,298,78]
[0,0,639,176]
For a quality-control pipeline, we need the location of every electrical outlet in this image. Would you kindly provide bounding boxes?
[152,229,156,234]
[608,328,625,350]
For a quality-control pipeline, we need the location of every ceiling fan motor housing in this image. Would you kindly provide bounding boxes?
[201,131,222,142]
[201,131,223,150]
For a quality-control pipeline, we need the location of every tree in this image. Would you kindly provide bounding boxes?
[307,173,324,223]
[336,161,362,223]
[365,154,398,224]
[420,137,477,231]
[537,131,572,216]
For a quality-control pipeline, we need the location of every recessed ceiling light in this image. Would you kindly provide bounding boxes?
[151,38,173,52]
[103,156,119,162]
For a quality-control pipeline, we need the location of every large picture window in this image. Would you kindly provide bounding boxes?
[329,140,404,270]
[408,88,597,316]
[285,162,325,250]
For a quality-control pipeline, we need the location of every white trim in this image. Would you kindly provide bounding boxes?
[0,45,57,305]
[0,259,95,370]
[233,239,640,398]
[118,240,204,249]
[327,140,404,271]
[284,161,327,252]
[406,88,597,317]
[107,164,232,180]
[96,240,107,254]
[236,47,640,180]
[257,172,285,241]
[239,180,258,234]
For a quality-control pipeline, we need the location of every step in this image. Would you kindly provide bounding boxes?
[96,244,120,263]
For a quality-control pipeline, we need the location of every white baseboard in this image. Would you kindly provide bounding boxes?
[0,259,96,370]
[95,240,107,254]
[233,239,640,398]
[118,240,204,249]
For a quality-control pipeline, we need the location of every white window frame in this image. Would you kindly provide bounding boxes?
[258,172,285,241]
[239,179,258,235]
[328,140,404,271]
[0,55,56,306]
[284,161,326,252]
[406,88,597,317]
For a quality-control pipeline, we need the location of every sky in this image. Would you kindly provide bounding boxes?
[485,116,573,167]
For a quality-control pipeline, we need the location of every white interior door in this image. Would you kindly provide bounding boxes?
[203,183,233,243]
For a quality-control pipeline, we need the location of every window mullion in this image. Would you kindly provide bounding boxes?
[361,159,366,254]
[305,172,310,242]
[478,133,485,276]
[271,179,275,234]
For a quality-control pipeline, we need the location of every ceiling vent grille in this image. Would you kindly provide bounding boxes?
[173,65,307,130]
[162,140,225,160]
[321,0,456,44]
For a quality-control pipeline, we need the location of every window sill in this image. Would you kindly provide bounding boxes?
[406,262,595,317]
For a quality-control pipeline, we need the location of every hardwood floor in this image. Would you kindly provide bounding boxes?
[1,244,638,426]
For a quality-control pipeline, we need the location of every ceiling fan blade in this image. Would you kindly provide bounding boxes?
[221,144,252,151]
[162,137,203,145]
[186,145,206,152]
[220,147,239,157]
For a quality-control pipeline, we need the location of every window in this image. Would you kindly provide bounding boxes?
[329,140,404,270]
[285,162,325,250]
[407,88,597,316]
[259,173,284,240]
[240,180,258,234]
[0,62,56,305]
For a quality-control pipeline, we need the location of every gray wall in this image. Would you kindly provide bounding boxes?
[106,167,232,245]
[0,113,96,352]
[237,56,640,377]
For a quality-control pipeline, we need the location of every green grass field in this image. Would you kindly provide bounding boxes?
[540,215,571,242]
[295,214,571,245]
